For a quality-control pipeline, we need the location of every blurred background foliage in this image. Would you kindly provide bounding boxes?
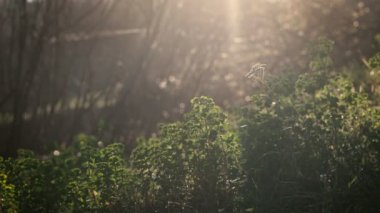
[1,0,380,156]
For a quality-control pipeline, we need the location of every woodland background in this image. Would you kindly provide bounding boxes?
[1,0,380,156]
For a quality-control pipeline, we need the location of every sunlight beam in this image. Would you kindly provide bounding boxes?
[227,0,241,38]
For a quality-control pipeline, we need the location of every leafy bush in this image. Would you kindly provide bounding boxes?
[130,97,242,212]
[239,70,380,212]
[1,135,135,212]
[63,135,135,212]
[0,157,18,213]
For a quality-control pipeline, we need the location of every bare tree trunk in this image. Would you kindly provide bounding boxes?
[7,0,28,156]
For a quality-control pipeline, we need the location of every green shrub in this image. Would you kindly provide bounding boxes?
[0,157,18,213]
[5,149,68,212]
[64,135,135,212]
[2,135,135,212]
[239,71,380,212]
[130,97,242,212]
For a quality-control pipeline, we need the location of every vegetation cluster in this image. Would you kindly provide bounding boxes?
[1,40,380,212]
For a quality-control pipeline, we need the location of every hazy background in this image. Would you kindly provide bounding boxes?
[1,0,379,156]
